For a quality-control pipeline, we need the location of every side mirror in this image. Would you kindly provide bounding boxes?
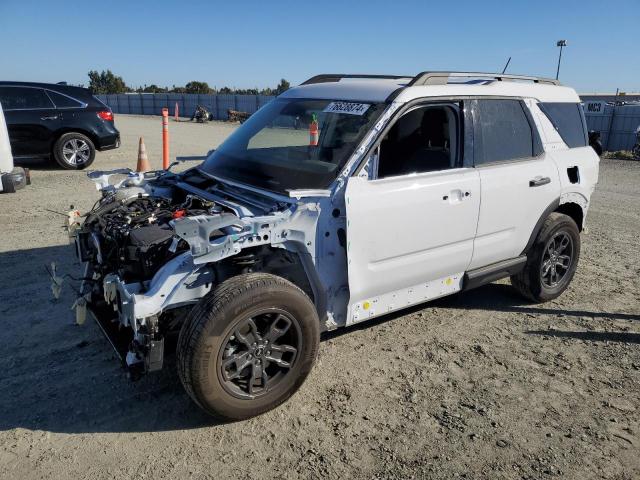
[588,130,603,156]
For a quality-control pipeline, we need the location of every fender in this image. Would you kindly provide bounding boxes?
[520,198,560,255]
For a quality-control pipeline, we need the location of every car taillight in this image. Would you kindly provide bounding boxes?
[97,110,114,121]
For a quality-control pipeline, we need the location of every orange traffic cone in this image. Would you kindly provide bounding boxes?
[309,113,319,146]
[136,137,151,172]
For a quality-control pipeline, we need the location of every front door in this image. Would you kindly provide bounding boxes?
[344,102,480,324]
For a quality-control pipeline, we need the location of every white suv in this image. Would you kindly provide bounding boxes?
[73,71,599,420]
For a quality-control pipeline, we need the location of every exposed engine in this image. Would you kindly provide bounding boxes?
[71,169,316,378]
[76,189,216,283]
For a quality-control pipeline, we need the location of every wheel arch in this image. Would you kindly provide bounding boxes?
[50,128,99,153]
[522,197,586,256]
[555,201,584,232]
[210,245,327,322]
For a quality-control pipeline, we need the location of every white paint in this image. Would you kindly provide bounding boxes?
[284,77,580,105]
[0,102,13,176]
[86,75,600,341]
[469,155,561,269]
[345,169,480,323]
[349,272,463,324]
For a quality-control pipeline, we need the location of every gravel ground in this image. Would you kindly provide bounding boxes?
[0,115,638,480]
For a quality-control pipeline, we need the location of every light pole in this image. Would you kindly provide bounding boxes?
[556,40,567,80]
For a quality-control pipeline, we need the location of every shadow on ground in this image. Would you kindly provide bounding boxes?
[0,245,637,435]
[13,157,61,171]
[0,244,219,434]
[526,329,640,344]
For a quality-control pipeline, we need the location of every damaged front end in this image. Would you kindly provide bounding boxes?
[73,167,321,378]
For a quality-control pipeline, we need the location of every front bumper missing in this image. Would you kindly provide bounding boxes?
[87,303,129,364]
[101,251,212,329]
[92,252,212,377]
[87,303,164,379]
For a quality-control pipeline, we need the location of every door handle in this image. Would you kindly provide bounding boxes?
[442,190,471,203]
[529,176,551,187]
[40,115,59,121]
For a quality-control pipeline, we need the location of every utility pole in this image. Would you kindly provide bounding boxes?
[556,40,567,80]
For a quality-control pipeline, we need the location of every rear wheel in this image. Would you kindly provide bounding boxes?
[511,212,580,302]
[177,273,320,420]
[53,132,96,169]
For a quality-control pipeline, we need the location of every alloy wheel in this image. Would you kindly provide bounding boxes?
[541,231,573,287]
[62,138,91,165]
[218,309,301,399]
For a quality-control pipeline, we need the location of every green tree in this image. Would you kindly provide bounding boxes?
[87,70,131,94]
[274,78,290,95]
[184,81,213,94]
[141,84,167,93]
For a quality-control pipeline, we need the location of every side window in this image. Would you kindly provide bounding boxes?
[474,99,536,164]
[538,102,588,148]
[377,104,459,179]
[46,90,85,108]
[0,87,54,110]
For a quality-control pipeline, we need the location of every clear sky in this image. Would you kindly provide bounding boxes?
[0,0,638,93]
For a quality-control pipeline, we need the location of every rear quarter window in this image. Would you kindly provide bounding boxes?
[538,102,588,148]
[46,90,85,108]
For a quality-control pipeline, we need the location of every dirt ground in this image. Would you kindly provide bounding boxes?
[0,115,638,480]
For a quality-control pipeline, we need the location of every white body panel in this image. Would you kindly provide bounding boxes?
[345,169,480,324]
[469,155,560,269]
[552,146,599,208]
[528,100,600,219]
[0,102,14,175]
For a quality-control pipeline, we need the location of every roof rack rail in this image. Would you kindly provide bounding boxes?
[301,74,410,85]
[407,71,561,86]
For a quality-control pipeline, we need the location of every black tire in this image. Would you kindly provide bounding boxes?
[511,212,580,302]
[53,132,96,170]
[177,273,320,420]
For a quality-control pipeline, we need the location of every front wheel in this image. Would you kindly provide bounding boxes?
[511,212,581,302]
[177,273,320,420]
[53,132,96,169]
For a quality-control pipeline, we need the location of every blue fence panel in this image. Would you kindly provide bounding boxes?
[584,104,640,151]
[236,95,258,114]
[215,95,235,120]
[97,93,277,119]
[258,95,274,109]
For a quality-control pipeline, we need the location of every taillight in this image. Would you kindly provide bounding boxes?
[97,110,114,121]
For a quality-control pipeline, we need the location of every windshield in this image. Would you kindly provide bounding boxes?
[200,98,385,193]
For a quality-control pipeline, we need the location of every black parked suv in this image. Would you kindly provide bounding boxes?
[0,82,120,169]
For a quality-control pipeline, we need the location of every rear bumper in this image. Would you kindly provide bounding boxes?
[96,133,120,151]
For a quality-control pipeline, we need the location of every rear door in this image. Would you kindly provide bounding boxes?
[45,89,88,130]
[0,86,60,157]
[469,98,560,269]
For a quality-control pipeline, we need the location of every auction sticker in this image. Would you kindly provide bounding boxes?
[323,102,370,115]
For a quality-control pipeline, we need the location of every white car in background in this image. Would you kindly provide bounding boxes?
[0,101,28,193]
[72,71,599,420]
